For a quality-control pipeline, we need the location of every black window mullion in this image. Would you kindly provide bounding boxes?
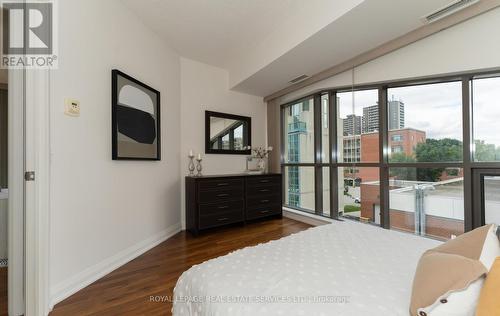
[330,92,339,219]
[462,76,474,231]
[314,94,323,215]
[379,86,390,229]
[229,129,234,149]
[280,105,286,207]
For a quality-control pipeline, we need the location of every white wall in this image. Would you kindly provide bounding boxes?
[180,58,267,228]
[276,7,500,104]
[49,0,181,306]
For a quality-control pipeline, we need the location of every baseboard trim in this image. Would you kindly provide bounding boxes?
[283,207,332,226]
[49,222,182,310]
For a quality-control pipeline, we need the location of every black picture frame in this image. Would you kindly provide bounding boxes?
[205,111,252,155]
[112,69,161,161]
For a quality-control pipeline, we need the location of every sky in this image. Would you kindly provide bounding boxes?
[337,78,500,146]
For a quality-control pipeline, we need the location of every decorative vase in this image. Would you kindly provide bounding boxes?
[257,158,266,172]
[188,156,195,176]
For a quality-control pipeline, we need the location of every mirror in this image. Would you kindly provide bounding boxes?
[205,111,251,155]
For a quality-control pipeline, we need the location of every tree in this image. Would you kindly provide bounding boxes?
[416,138,463,163]
[474,140,500,161]
[390,152,416,163]
[389,152,416,180]
[414,138,463,182]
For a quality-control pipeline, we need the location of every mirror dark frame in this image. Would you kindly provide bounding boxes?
[205,111,251,155]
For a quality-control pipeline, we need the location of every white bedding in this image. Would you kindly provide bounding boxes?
[172,220,441,316]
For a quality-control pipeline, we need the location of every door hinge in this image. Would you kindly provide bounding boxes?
[24,171,35,181]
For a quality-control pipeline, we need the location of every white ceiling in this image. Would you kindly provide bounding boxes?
[232,0,455,96]
[122,0,298,67]
[123,0,468,97]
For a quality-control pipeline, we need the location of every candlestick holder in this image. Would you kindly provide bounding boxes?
[196,158,203,177]
[188,154,195,176]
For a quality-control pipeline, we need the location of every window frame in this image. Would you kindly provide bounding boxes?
[281,70,500,233]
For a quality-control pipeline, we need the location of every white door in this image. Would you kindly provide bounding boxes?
[8,68,25,316]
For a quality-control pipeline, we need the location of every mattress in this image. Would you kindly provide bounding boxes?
[172,220,441,316]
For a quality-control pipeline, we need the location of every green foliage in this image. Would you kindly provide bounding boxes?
[344,205,361,213]
[390,152,416,163]
[474,140,500,162]
[390,167,416,180]
[389,153,417,180]
[415,138,463,163]
[413,138,462,182]
[390,138,500,182]
[390,139,463,182]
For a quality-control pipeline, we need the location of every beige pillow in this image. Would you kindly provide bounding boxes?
[410,225,493,316]
[431,224,492,260]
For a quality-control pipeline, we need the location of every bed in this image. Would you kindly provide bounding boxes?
[172,220,441,316]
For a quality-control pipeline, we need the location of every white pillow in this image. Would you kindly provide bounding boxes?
[418,225,500,316]
[480,224,500,271]
[417,277,484,316]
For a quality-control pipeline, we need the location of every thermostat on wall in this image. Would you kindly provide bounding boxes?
[64,99,80,117]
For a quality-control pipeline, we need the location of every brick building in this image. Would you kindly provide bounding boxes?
[357,128,426,181]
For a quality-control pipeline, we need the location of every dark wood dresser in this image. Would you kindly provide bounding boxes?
[185,173,282,235]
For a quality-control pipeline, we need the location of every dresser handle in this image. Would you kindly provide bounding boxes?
[260,210,271,214]
[259,189,270,192]
[260,180,270,183]
[218,206,229,209]
[217,194,230,198]
[217,183,229,186]
[260,199,270,203]
[218,217,229,221]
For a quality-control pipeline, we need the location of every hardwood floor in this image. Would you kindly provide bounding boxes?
[0,268,6,316]
[50,218,311,316]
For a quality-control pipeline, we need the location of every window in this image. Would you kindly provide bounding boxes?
[210,122,245,151]
[284,99,314,163]
[321,94,330,163]
[387,82,463,163]
[472,77,500,162]
[392,146,403,153]
[322,95,329,129]
[389,168,464,240]
[339,167,380,223]
[233,124,244,150]
[281,72,500,239]
[221,134,230,150]
[323,168,330,216]
[337,89,379,163]
[284,167,315,211]
[392,135,403,142]
[483,176,500,224]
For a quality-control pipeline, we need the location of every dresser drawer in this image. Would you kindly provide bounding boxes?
[246,176,281,187]
[247,194,281,208]
[199,200,244,216]
[246,184,281,197]
[199,210,244,229]
[198,187,244,203]
[246,204,282,220]
[198,178,244,192]
[186,174,282,236]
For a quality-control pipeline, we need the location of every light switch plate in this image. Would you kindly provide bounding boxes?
[64,99,80,117]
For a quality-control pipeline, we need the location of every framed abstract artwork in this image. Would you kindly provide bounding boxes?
[112,70,161,160]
